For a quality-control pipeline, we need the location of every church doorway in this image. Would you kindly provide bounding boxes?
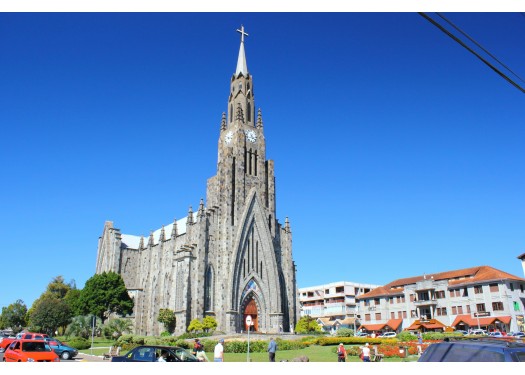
[243,297,258,332]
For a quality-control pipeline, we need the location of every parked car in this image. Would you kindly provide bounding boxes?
[489,332,504,338]
[44,337,78,360]
[1,332,50,352]
[2,339,60,362]
[455,330,468,336]
[355,332,368,337]
[469,329,487,336]
[510,332,525,338]
[111,345,199,362]
[418,338,525,362]
[379,332,397,338]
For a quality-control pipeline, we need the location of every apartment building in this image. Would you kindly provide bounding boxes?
[299,281,380,332]
[356,265,525,334]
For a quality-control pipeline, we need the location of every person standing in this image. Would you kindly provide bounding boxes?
[267,337,277,362]
[361,343,371,362]
[337,343,347,362]
[214,339,224,362]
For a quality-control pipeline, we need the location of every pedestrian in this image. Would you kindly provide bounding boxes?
[193,338,202,356]
[214,339,224,362]
[337,343,347,362]
[360,343,371,362]
[417,332,423,345]
[268,337,277,362]
[196,344,209,362]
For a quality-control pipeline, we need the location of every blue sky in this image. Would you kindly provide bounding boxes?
[1,12,524,311]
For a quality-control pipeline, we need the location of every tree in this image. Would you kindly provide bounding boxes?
[202,316,217,332]
[29,297,71,335]
[78,272,134,323]
[66,315,100,339]
[187,318,204,332]
[0,300,27,333]
[103,318,133,339]
[157,308,176,334]
[64,289,82,317]
[295,315,322,334]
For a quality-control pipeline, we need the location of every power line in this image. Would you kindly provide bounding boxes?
[435,12,525,85]
[418,12,525,94]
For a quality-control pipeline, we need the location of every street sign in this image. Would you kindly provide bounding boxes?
[245,315,253,326]
[474,312,490,317]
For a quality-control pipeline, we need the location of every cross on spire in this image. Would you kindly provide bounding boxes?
[237,25,249,43]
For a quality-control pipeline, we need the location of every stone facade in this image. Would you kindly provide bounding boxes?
[95,28,298,336]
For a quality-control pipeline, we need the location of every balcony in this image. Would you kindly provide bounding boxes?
[413,299,437,306]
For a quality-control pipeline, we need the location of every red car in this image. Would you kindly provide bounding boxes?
[3,339,60,362]
[1,332,49,351]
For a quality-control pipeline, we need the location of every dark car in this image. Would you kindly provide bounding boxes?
[418,338,525,362]
[111,345,199,362]
[44,338,79,360]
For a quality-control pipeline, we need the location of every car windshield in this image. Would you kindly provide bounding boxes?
[22,342,52,352]
[173,348,197,361]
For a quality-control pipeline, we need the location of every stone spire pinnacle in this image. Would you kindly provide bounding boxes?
[188,206,194,225]
[159,225,165,242]
[285,217,291,233]
[236,103,245,123]
[220,112,226,131]
[198,198,205,219]
[256,108,263,129]
[148,231,154,247]
[171,218,178,239]
[235,25,249,76]
[139,235,144,250]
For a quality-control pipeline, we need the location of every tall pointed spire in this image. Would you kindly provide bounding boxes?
[220,112,226,131]
[187,206,194,225]
[235,25,249,76]
[256,108,263,129]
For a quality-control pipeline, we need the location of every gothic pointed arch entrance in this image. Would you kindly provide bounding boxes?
[242,295,259,332]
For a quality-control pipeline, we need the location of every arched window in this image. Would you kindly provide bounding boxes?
[230,104,233,123]
[247,102,251,123]
[204,266,214,312]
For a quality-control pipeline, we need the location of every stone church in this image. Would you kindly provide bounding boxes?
[95,26,298,336]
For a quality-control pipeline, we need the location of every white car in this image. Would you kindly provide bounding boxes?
[488,332,504,338]
[379,332,397,338]
[469,329,487,336]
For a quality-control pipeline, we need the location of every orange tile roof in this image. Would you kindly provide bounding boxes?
[451,314,512,327]
[357,265,525,299]
[360,323,386,331]
[386,319,403,330]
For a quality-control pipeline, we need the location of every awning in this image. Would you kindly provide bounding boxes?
[451,315,512,327]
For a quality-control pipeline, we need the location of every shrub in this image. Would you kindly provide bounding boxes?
[160,331,171,337]
[66,337,91,350]
[336,328,354,337]
[397,331,416,342]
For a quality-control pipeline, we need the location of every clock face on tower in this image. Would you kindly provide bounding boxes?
[224,131,233,144]
[245,129,257,143]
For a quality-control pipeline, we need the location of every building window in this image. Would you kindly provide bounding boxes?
[325,289,329,294]
[401,296,405,303]
[375,313,381,320]
[463,288,469,297]
[449,289,460,297]
[458,306,463,314]
[436,307,447,316]
[435,291,445,299]
[307,292,314,297]
[514,301,521,311]
[452,306,457,315]
[397,311,402,319]
[336,286,344,293]
[391,312,395,319]
[510,283,514,291]
[411,310,417,318]
[390,297,394,305]
[474,285,483,294]
[364,300,370,307]
[410,294,415,302]
[521,284,524,293]
[476,303,486,312]
[489,283,499,293]
[403,311,407,319]
[492,302,504,311]
[374,298,380,305]
[365,314,371,322]
[466,305,471,313]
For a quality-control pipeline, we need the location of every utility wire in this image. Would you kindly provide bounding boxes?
[436,12,525,85]
[418,12,525,94]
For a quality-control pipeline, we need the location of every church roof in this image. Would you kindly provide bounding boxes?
[120,216,190,249]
